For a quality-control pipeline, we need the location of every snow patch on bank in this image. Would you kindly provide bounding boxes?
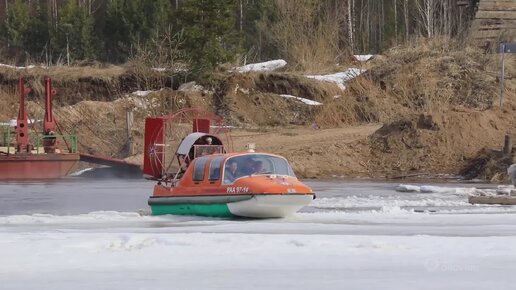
[280,94,322,106]
[0,63,40,70]
[131,90,158,97]
[235,59,287,73]
[0,119,17,127]
[0,119,41,127]
[126,88,167,109]
[354,54,375,62]
[306,68,366,90]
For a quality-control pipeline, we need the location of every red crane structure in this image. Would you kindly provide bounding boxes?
[0,77,80,180]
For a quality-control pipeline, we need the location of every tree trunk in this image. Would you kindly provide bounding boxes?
[348,0,354,53]
[394,0,398,44]
[240,0,244,32]
[404,0,409,40]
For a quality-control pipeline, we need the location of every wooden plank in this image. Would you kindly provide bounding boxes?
[473,18,516,26]
[476,11,516,20]
[469,195,516,205]
[474,30,514,37]
[477,24,516,30]
[478,6,516,11]
[478,1,516,10]
[479,0,516,3]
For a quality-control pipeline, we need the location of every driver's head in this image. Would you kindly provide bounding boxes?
[229,160,238,172]
[254,161,263,172]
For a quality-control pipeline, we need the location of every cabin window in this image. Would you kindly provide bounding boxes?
[209,156,224,181]
[222,154,295,184]
[193,157,209,181]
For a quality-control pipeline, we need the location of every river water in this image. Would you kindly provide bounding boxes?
[0,177,488,215]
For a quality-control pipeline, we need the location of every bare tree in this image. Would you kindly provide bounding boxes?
[347,0,354,53]
[394,0,398,44]
[416,0,436,37]
[239,0,243,32]
[404,0,409,40]
[263,0,343,71]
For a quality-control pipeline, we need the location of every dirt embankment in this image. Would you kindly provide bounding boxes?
[368,111,515,178]
[1,38,515,181]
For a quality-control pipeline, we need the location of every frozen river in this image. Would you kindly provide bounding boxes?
[1,178,516,289]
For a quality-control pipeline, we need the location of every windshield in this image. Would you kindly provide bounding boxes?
[222,154,295,184]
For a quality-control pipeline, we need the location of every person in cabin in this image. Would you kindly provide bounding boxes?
[253,160,265,174]
[241,157,256,176]
[224,160,239,183]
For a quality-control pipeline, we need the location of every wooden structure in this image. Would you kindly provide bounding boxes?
[471,0,516,44]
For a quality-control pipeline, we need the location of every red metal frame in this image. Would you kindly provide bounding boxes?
[15,77,31,153]
[143,108,233,180]
[192,118,210,133]
[44,77,56,134]
[143,118,165,178]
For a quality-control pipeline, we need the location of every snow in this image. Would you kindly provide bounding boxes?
[131,90,155,97]
[3,210,516,289]
[151,67,166,72]
[0,119,41,127]
[3,180,516,289]
[127,88,166,107]
[0,63,38,70]
[0,119,16,127]
[354,54,375,62]
[4,231,516,289]
[306,68,367,90]
[178,81,204,92]
[235,59,287,73]
[210,125,238,129]
[280,94,322,106]
[69,167,94,177]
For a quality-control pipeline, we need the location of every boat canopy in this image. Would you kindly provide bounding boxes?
[222,154,295,184]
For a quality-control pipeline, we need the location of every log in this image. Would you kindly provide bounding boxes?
[469,195,516,205]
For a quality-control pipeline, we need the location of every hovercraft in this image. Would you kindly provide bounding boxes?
[143,109,314,218]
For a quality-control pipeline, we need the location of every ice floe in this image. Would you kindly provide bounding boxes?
[395,184,477,195]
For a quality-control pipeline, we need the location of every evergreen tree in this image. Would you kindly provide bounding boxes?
[142,0,172,39]
[178,0,240,75]
[241,0,278,61]
[103,0,132,62]
[53,0,97,62]
[24,2,51,61]
[2,0,29,49]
